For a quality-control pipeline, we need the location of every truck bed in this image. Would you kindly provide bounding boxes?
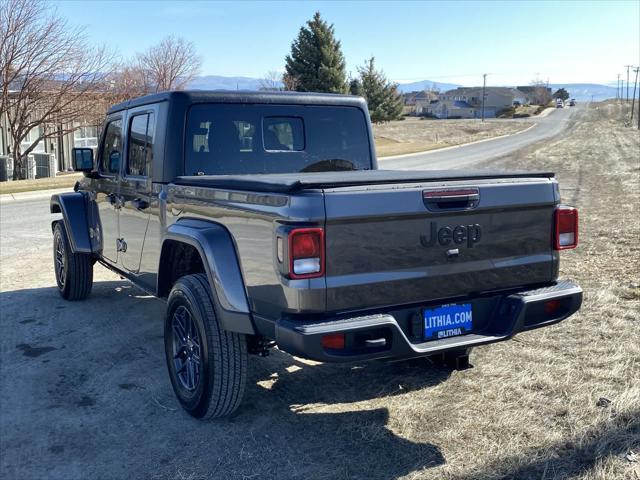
[173,169,555,193]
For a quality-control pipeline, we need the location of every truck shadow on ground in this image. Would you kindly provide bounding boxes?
[249,347,453,407]
[1,280,447,479]
[233,353,453,478]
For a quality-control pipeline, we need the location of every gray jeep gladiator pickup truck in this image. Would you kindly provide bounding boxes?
[51,91,582,419]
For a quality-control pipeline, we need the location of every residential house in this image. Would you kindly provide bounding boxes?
[424,99,476,119]
[420,87,531,119]
[403,90,439,115]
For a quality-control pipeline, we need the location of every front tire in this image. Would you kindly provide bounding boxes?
[53,222,93,300]
[164,273,248,419]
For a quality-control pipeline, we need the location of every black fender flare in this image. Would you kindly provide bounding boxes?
[50,192,96,254]
[159,219,255,335]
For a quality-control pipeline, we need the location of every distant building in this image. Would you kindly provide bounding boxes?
[416,86,531,119]
[403,90,439,115]
[0,91,102,172]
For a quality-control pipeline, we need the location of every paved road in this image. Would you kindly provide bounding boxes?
[379,105,580,170]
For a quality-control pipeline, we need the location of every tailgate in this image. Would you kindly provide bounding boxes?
[323,177,558,312]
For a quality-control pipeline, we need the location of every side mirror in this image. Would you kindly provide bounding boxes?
[72,148,94,173]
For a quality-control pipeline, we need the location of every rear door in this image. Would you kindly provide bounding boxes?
[119,108,156,274]
[323,178,558,311]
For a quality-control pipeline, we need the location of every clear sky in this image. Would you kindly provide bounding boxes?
[53,0,640,87]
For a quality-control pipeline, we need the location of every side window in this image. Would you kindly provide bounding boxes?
[235,121,255,152]
[263,117,304,151]
[99,119,123,175]
[127,113,155,177]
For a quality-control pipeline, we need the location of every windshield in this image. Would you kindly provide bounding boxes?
[184,103,372,175]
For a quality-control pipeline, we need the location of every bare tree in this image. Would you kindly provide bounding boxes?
[259,70,283,91]
[282,72,300,91]
[1,0,113,178]
[104,62,148,104]
[529,76,552,106]
[136,35,201,92]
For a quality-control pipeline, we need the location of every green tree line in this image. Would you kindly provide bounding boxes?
[284,12,403,123]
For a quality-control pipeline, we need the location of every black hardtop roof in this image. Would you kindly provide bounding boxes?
[107,90,367,114]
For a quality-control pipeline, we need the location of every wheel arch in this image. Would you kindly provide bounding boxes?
[158,219,255,335]
[50,192,96,254]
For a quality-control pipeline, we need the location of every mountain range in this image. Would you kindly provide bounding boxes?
[187,75,272,91]
[185,75,619,102]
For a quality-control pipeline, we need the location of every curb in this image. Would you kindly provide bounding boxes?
[0,187,73,205]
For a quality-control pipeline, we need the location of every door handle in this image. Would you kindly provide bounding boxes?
[131,198,149,211]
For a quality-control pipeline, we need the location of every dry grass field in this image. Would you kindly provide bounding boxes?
[374,116,533,157]
[429,101,639,480]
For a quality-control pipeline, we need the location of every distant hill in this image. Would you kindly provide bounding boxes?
[187,75,461,93]
[395,80,461,93]
[547,83,618,102]
[187,75,280,91]
[185,75,618,102]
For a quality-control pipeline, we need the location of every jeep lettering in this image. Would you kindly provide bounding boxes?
[421,222,482,248]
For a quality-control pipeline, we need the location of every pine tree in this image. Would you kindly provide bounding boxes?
[357,57,404,123]
[285,12,348,94]
[553,88,570,101]
[349,78,363,96]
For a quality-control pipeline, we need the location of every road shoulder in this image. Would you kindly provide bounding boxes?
[0,187,74,204]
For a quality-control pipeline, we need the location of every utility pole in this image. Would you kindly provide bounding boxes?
[625,65,633,101]
[617,74,621,100]
[481,73,487,122]
[629,67,640,130]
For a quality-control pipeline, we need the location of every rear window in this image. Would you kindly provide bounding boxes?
[185,104,372,175]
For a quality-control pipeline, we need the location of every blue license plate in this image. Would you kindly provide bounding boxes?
[424,303,473,340]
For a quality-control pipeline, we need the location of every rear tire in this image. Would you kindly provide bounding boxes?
[53,222,93,300]
[164,273,248,419]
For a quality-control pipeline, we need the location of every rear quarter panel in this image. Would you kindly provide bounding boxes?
[166,185,327,318]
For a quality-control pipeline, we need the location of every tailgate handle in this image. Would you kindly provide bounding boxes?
[423,188,479,211]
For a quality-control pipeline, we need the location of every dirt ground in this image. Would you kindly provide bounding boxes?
[374,116,532,157]
[0,102,638,480]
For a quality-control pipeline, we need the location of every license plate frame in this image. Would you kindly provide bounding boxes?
[423,303,473,341]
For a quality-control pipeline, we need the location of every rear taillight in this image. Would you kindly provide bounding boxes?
[554,206,578,250]
[288,228,324,279]
[321,333,345,350]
